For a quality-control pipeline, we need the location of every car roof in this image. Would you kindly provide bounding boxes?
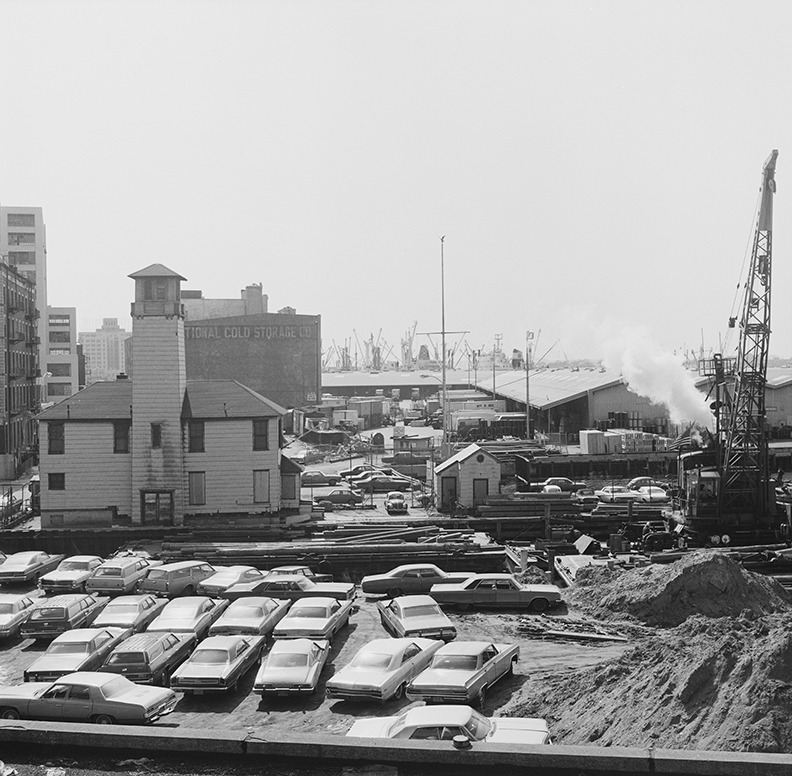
[363,638,421,655]
[105,594,155,605]
[53,628,114,642]
[391,564,439,573]
[401,705,474,726]
[226,596,280,608]
[7,551,42,560]
[434,641,494,655]
[196,635,249,648]
[154,560,212,571]
[34,594,92,606]
[290,597,337,608]
[163,596,212,606]
[111,632,178,651]
[393,595,438,605]
[271,565,306,572]
[56,672,126,687]
[467,573,516,580]
[98,557,143,568]
[61,555,103,563]
[269,638,326,653]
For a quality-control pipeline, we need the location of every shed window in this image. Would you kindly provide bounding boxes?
[48,473,65,490]
[151,424,162,449]
[114,422,130,454]
[48,422,65,454]
[188,421,204,453]
[253,419,269,451]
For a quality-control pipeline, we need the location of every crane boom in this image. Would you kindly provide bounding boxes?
[719,150,778,523]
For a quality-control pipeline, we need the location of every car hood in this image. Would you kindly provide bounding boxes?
[27,654,90,673]
[347,717,393,738]
[40,571,87,582]
[0,614,19,627]
[0,683,50,700]
[410,668,471,686]
[256,665,312,685]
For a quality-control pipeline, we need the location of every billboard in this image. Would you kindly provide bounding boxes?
[184,313,321,409]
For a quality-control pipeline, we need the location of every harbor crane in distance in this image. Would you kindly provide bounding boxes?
[678,150,782,547]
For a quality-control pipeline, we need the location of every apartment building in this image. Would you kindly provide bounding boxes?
[79,318,131,384]
[46,307,80,402]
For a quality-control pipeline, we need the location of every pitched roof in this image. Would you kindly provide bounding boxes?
[435,443,496,473]
[128,264,187,281]
[38,379,285,421]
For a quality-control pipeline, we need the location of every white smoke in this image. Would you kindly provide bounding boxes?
[600,323,714,430]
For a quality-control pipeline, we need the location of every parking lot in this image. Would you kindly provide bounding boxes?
[0,581,629,738]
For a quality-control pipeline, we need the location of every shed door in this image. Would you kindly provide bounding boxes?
[472,478,489,508]
[440,477,457,512]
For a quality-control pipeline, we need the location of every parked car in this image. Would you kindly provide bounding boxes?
[310,487,365,507]
[101,631,197,686]
[253,638,330,697]
[91,594,169,633]
[325,637,443,702]
[24,627,131,682]
[223,574,355,603]
[347,704,551,744]
[21,594,110,640]
[353,473,412,493]
[197,566,268,597]
[377,595,456,641]
[273,596,354,640]
[86,556,162,596]
[572,488,600,509]
[526,477,586,493]
[361,564,475,598]
[406,641,519,707]
[0,551,66,585]
[636,486,670,503]
[170,634,266,693]
[300,470,342,487]
[0,672,178,724]
[137,560,217,598]
[267,565,334,583]
[593,485,642,503]
[146,596,230,640]
[0,594,39,639]
[339,464,381,479]
[385,492,408,515]
[430,574,562,612]
[627,477,671,491]
[209,597,291,637]
[38,556,104,595]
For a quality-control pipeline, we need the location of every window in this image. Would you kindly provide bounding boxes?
[48,317,71,326]
[49,331,70,343]
[114,422,130,454]
[188,421,204,453]
[253,470,270,503]
[188,472,206,505]
[47,363,72,377]
[49,348,71,355]
[150,424,162,448]
[48,422,65,454]
[8,251,35,266]
[7,232,34,245]
[7,213,35,227]
[143,279,168,301]
[253,419,269,451]
[48,473,65,490]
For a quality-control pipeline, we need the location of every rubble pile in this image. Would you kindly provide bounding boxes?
[504,553,792,751]
[504,612,792,752]
[565,551,792,627]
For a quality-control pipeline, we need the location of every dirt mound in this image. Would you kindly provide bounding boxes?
[503,612,792,752]
[564,551,792,626]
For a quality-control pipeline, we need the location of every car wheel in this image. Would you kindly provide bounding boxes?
[183,586,195,596]
[476,685,487,708]
[387,588,403,598]
[93,714,115,725]
[0,708,20,720]
[529,598,549,613]
[393,683,406,700]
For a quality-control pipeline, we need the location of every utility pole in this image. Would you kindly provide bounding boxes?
[440,236,449,458]
[525,331,534,439]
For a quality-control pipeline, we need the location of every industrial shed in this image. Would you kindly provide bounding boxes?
[434,443,500,512]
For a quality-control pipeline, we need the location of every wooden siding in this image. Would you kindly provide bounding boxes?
[40,421,133,515]
[183,418,281,515]
[434,455,501,508]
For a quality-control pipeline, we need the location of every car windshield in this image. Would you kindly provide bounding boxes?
[268,653,308,668]
[230,605,263,618]
[95,568,122,577]
[403,605,441,618]
[104,604,139,615]
[30,607,65,620]
[288,607,327,619]
[47,642,89,654]
[464,710,492,740]
[167,601,199,613]
[59,561,91,571]
[191,649,230,665]
[101,677,133,699]
[430,654,478,671]
[350,652,391,670]
[107,652,145,665]
[0,603,14,614]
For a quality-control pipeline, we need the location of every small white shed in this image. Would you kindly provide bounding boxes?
[433,443,501,513]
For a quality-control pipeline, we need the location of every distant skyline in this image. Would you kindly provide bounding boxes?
[4,1,792,369]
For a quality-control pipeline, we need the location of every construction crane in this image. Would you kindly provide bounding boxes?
[681,150,780,546]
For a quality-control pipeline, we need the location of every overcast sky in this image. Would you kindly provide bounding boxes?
[3,0,791,369]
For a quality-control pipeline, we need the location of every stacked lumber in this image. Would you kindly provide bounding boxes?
[478,496,581,519]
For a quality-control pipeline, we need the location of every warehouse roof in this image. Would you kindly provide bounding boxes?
[38,379,285,421]
[322,370,472,390]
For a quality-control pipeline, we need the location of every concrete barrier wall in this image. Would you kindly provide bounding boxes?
[1,721,791,775]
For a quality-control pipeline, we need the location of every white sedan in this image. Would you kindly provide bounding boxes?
[636,486,670,503]
[253,638,330,696]
[146,596,229,640]
[208,597,291,637]
[347,704,551,744]
[377,595,456,641]
[593,485,642,503]
[0,594,39,639]
[325,637,443,702]
[197,566,268,597]
[272,597,354,640]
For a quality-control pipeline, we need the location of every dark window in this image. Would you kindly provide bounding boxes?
[151,424,162,448]
[188,421,204,453]
[7,213,35,227]
[8,251,35,266]
[47,363,72,377]
[48,422,65,454]
[253,419,269,451]
[114,422,130,454]
[48,473,65,490]
[49,331,70,343]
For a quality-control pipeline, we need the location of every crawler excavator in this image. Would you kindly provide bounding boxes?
[675,150,784,547]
